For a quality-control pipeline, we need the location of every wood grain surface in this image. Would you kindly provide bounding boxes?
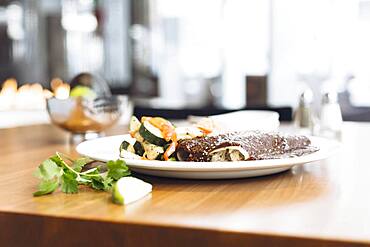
[1,123,370,246]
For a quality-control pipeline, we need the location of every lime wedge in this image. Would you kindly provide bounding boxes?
[112,177,152,205]
[70,86,96,98]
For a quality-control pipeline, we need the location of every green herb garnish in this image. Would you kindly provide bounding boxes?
[33,152,131,196]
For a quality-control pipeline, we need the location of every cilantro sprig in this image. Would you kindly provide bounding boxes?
[33,152,130,196]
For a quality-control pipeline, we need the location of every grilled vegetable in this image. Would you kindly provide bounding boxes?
[133,141,145,156]
[129,116,141,139]
[132,131,144,143]
[139,121,168,146]
[129,116,141,133]
[120,140,135,153]
[148,117,176,142]
[142,141,164,160]
[156,154,164,161]
[163,141,177,161]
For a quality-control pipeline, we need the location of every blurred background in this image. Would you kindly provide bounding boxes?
[1,0,370,123]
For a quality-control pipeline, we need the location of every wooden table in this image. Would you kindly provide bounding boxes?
[1,123,370,246]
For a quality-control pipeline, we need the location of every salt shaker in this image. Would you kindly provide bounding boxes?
[294,89,316,135]
[319,91,342,139]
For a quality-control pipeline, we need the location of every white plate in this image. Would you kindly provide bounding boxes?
[76,134,339,179]
[209,110,280,132]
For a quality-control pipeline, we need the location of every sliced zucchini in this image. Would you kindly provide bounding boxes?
[139,121,167,146]
[120,140,130,150]
[142,141,164,160]
[133,141,145,156]
[132,131,144,143]
[129,116,141,133]
[120,141,135,153]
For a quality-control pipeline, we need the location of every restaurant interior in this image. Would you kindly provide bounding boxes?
[1,0,370,246]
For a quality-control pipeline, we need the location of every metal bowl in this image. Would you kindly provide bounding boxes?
[47,95,130,142]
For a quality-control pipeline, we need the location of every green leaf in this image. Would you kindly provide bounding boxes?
[73,157,93,172]
[33,159,62,181]
[107,160,131,181]
[50,153,67,168]
[91,177,105,190]
[61,171,78,193]
[33,178,59,196]
[103,177,114,190]
[91,176,114,191]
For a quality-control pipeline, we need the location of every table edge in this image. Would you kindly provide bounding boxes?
[1,211,369,247]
